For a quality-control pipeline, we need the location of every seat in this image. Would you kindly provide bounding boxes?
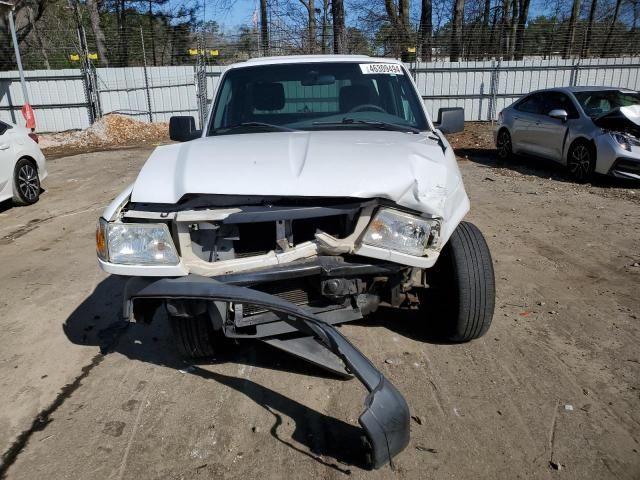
[339,84,379,113]
[252,82,285,111]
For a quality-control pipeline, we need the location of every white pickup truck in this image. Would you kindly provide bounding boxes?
[96,55,495,468]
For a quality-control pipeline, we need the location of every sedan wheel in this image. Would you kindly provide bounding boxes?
[496,130,512,160]
[13,158,41,205]
[567,142,594,182]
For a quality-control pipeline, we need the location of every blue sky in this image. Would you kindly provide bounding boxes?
[191,0,552,32]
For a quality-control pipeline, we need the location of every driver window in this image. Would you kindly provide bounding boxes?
[544,92,579,119]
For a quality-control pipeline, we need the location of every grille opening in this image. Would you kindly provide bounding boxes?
[234,222,276,257]
[241,278,324,317]
[189,212,357,262]
[292,214,351,242]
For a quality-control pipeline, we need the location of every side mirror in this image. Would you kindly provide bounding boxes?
[436,107,464,134]
[548,109,568,122]
[169,116,201,142]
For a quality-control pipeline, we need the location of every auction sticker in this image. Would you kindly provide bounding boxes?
[359,63,404,75]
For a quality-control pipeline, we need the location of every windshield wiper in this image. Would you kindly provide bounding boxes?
[312,118,420,134]
[216,122,299,133]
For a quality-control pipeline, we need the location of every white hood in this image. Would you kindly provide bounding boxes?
[130,130,467,219]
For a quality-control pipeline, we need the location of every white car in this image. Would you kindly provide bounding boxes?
[96,55,495,468]
[0,120,47,205]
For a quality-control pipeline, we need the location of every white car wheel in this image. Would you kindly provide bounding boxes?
[13,158,41,205]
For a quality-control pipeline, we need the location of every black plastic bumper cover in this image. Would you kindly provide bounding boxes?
[124,275,410,469]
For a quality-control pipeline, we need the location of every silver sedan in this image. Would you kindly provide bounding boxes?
[495,87,640,181]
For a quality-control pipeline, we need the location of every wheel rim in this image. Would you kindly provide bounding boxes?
[568,145,591,179]
[497,131,511,159]
[18,164,39,201]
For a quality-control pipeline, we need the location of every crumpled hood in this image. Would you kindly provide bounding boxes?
[130,130,466,218]
[594,104,640,137]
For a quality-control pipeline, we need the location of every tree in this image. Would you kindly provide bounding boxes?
[601,0,623,56]
[562,0,581,58]
[419,0,432,61]
[86,0,109,65]
[0,0,48,70]
[298,0,317,52]
[450,0,464,60]
[581,0,597,56]
[346,26,372,53]
[260,0,268,54]
[332,0,346,54]
[513,0,531,60]
[383,0,411,57]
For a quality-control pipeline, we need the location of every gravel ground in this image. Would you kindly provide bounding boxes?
[0,130,638,479]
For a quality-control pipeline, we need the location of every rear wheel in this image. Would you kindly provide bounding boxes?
[424,221,495,342]
[13,158,40,205]
[169,313,220,359]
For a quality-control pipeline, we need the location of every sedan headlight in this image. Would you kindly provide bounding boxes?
[611,132,640,152]
[96,218,179,265]
[361,208,440,256]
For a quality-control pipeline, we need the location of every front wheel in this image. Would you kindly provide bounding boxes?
[567,141,595,182]
[424,222,495,342]
[169,313,220,359]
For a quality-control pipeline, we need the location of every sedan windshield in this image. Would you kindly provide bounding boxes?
[208,62,428,135]
[574,90,640,119]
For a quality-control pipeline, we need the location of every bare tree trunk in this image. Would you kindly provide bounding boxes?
[321,0,329,53]
[419,0,432,61]
[601,0,622,56]
[147,0,157,66]
[27,6,50,69]
[498,0,511,57]
[260,0,269,55]
[332,0,346,54]
[384,0,411,57]
[508,0,519,59]
[86,0,109,66]
[513,0,530,60]
[299,0,317,53]
[480,0,491,58]
[562,0,581,58]
[581,0,597,56]
[450,0,465,61]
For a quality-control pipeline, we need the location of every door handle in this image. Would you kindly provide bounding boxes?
[0,144,10,150]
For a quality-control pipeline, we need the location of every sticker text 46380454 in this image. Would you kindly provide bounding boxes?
[359,63,404,75]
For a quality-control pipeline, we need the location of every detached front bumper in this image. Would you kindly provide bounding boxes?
[123,275,410,469]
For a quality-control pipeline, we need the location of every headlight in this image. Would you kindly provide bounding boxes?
[610,132,639,152]
[361,208,440,256]
[96,219,180,265]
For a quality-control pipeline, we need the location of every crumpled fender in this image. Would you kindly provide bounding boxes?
[124,275,410,469]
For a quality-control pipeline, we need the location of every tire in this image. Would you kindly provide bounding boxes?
[496,129,512,161]
[169,313,219,359]
[566,140,595,182]
[13,158,40,205]
[425,221,495,342]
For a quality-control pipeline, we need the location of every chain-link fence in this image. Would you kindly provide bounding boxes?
[1,20,640,132]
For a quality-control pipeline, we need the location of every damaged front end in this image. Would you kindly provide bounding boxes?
[124,276,411,469]
[594,105,640,180]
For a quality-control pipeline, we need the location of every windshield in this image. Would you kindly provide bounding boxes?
[574,90,640,118]
[208,62,428,135]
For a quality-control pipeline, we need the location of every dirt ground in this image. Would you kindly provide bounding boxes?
[0,126,639,479]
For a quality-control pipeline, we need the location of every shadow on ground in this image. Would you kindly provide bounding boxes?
[457,147,640,189]
[64,276,447,470]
